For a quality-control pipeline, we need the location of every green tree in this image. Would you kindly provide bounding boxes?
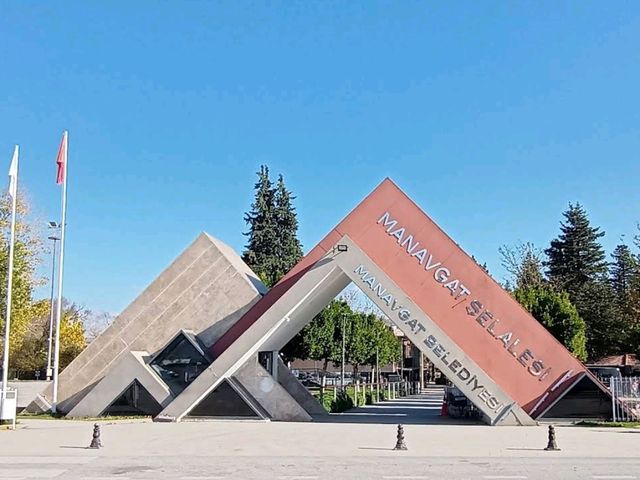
[610,242,640,356]
[0,193,44,369]
[610,244,638,295]
[273,174,303,280]
[10,299,87,375]
[544,203,608,295]
[544,203,617,359]
[306,302,342,370]
[242,166,279,287]
[514,286,587,361]
[366,316,401,373]
[242,167,304,289]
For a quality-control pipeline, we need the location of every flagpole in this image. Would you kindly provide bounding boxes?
[51,132,68,414]
[1,145,19,421]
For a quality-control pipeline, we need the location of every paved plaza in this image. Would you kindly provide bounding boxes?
[1,391,639,480]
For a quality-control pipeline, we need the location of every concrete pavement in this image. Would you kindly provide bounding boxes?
[1,412,639,479]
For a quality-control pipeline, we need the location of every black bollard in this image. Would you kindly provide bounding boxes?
[544,425,560,451]
[393,424,408,451]
[88,423,102,449]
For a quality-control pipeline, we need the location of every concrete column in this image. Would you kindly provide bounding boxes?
[271,351,278,381]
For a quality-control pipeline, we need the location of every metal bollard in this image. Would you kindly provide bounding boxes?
[544,425,560,451]
[393,424,408,450]
[88,423,102,449]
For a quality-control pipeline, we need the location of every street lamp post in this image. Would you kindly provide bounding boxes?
[341,314,346,390]
[45,222,61,381]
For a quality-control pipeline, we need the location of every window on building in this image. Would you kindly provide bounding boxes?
[150,333,210,396]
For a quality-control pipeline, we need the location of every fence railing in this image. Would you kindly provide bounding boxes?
[310,380,422,410]
[610,377,640,422]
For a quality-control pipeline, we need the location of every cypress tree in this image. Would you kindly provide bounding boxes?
[242,168,303,288]
[274,174,303,281]
[242,166,279,287]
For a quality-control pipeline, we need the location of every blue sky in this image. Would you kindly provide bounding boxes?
[1,2,639,315]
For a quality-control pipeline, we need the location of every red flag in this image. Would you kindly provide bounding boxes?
[56,132,67,185]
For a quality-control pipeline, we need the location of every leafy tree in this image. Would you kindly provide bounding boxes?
[514,286,587,361]
[304,301,345,370]
[242,166,279,287]
[0,193,44,369]
[9,299,87,375]
[366,315,401,373]
[500,242,545,290]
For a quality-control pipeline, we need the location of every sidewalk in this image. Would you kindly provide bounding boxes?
[1,416,638,459]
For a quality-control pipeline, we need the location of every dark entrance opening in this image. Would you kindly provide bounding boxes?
[102,379,163,416]
[187,380,262,418]
[541,376,612,419]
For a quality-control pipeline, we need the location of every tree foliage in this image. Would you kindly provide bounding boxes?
[242,166,279,287]
[0,191,89,377]
[0,192,44,371]
[544,203,623,360]
[10,299,87,374]
[514,286,587,361]
[242,166,303,288]
[273,174,303,280]
[284,299,400,375]
[545,203,609,294]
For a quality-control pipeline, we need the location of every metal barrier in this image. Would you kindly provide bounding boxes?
[313,380,423,409]
[611,377,640,422]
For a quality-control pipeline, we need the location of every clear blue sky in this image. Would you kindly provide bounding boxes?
[1,2,639,315]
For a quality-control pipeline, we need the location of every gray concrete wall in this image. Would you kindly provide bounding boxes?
[157,255,348,421]
[275,357,327,417]
[234,358,312,422]
[0,381,50,411]
[33,233,264,414]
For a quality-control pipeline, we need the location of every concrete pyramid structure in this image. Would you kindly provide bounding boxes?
[33,233,272,415]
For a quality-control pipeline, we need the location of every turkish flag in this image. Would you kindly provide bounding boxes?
[56,132,67,185]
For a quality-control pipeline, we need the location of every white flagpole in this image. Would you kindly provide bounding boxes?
[51,132,68,414]
[1,145,19,420]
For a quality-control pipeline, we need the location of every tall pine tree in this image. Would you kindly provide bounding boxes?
[545,203,608,295]
[274,174,303,281]
[609,244,640,353]
[242,166,279,287]
[544,203,617,359]
[610,244,639,305]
